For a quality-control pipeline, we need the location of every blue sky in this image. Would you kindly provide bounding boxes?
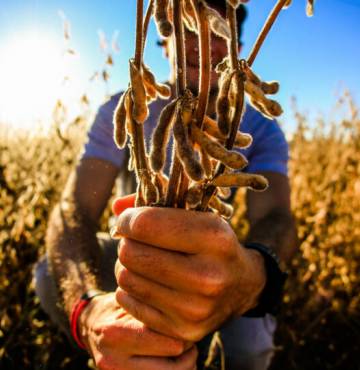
[0,0,359,132]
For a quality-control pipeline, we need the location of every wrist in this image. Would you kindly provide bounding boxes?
[70,290,106,350]
[243,248,267,310]
[242,242,288,317]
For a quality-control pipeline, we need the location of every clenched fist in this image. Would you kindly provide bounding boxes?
[112,205,266,342]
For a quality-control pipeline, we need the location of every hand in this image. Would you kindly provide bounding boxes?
[78,292,197,370]
[112,206,266,342]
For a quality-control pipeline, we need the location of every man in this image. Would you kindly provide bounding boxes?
[35,1,297,369]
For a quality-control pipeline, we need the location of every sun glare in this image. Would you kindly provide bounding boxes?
[0,32,74,128]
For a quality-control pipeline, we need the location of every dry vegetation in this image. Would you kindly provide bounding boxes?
[0,94,359,369]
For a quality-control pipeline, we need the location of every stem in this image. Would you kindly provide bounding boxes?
[193,1,211,129]
[131,0,149,177]
[134,0,144,70]
[247,0,287,66]
[142,0,154,56]
[165,0,187,207]
[224,2,244,151]
[177,170,190,208]
[200,3,245,210]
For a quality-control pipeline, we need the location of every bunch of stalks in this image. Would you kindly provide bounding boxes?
[113,0,314,218]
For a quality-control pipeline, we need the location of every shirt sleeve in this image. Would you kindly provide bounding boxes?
[80,94,126,169]
[243,108,289,177]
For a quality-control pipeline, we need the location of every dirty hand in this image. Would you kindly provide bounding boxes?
[78,292,197,370]
[112,204,266,342]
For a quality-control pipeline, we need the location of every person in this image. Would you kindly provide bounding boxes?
[35,1,297,369]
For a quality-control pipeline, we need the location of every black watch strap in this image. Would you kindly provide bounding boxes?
[80,289,106,301]
[242,242,288,317]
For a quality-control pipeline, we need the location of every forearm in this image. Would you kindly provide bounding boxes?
[245,207,298,265]
[46,201,102,317]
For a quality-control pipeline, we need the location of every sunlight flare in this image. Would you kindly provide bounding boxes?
[0,32,77,127]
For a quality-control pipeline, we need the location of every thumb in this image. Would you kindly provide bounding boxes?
[112,193,136,216]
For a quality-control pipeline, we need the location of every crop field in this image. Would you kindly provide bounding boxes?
[0,94,359,370]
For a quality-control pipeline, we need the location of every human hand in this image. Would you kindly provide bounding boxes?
[111,205,267,342]
[78,292,197,370]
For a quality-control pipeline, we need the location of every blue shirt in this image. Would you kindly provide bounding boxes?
[81,92,289,187]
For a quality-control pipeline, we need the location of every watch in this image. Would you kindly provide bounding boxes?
[242,242,288,317]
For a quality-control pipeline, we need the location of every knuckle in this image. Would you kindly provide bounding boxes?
[130,207,155,237]
[171,340,186,356]
[180,325,206,342]
[118,239,131,266]
[181,304,211,323]
[210,220,238,255]
[117,267,130,288]
[201,270,227,297]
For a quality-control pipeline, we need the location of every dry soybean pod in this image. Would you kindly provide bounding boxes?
[209,195,233,219]
[150,99,177,172]
[203,115,252,148]
[113,90,129,149]
[249,97,269,118]
[203,115,226,140]
[216,69,235,136]
[215,56,229,74]
[143,79,158,101]
[173,105,204,181]
[129,59,148,124]
[142,63,171,98]
[154,0,173,37]
[199,146,213,178]
[245,79,282,117]
[306,0,314,17]
[261,80,280,95]
[183,0,197,33]
[233,132,252,148]
[217,186,231,200]
[124,90,133,135]
[154,83,172,99]
[244,79,265,103]
[191,125,248,170]
[211,172,268,191]
[262,98,283,117]
[204,3,231,41]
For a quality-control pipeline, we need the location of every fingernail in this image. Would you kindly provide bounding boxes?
[110,226,121,239]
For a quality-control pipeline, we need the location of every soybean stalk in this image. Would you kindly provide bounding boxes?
[201,2,245,210]
[131,0,149,179]
[142,0,154,55]
[165,0,187,207]
[247,0,288,66]
[192,0,211,129]
[224,2,245,152]
[177,0,211,209]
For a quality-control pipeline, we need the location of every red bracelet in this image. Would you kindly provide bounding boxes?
[69,290,105,350]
